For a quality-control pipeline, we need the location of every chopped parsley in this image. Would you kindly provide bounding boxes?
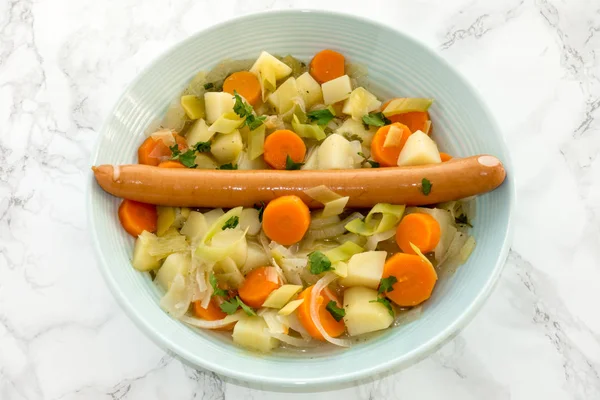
[222,216,239,230]
[246,115,266,130]
[254,202,265,222]
[285,154,304,170]
[217,163,237,170]
[209,273,228,297]
[455,213,473,227]
[219,296,257,316]
[343,133,363,143]
[233,91,265,130]
[378,276,398,294]
[203,82,214,90]
[169,144,197,168]
[358,151,380,168]
[193,141,211,153]
[325,301,346,322]
[362,112,391,127]
[308,251,332,275]
[421,178,432,195]
[307,109,335,126]
[370,296,394,317]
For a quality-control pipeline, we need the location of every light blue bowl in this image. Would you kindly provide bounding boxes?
[87,10,514,388]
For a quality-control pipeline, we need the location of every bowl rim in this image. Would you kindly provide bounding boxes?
[87,8,515,388]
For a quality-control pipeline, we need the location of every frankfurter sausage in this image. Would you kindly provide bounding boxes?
[92,155,506,208]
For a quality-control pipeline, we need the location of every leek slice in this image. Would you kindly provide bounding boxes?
[324,241,364,263]
[292,115,326,141]
[208,112,244,134]
[382,98,433,117]
[345,203,405,236]
[247,124,266,160]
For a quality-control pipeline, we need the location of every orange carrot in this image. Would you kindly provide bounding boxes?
[118,199,157,237]
[296,285,345,340]
[263,129,306,170]
[395,213,441,254]
[238,266,282,308]
[380,100,430,133]
[309,49,345,84]
[381,252,438,307]
[157,160,186,168]
[439,152,453,162]
[370,122,412,167]
[138,134,187,166]
[193,299,235,331]
[223,71,262,106]
[262,195,311,245]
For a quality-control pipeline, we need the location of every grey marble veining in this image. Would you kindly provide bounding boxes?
[1,0,599,399]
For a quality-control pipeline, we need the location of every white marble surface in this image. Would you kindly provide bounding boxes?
[1,0,599,398]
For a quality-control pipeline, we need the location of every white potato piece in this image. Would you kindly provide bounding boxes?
[317,134,354,170]
[180,211,208,244]
[232,315,280,352]
[321,75,352,105]
[210,130,243,164]
[339,251,386,289]
[343,286,394,336]
[155,252,191,291]
[239,208,261,236]
[203,208,225,228]
[334,118,375,147]
[296,72,323,107]
[267,77,300,114]
[194,153,218,170]
[236,150,269,170]
[397,130,442,166]
[250,51,293,81]
[342,87,381,120]
[204,92,235,124]
[301,146,319,170]
[132,235,161,271]
[242,241,270,274]
[211,228,248,267]
[185,119,214,146]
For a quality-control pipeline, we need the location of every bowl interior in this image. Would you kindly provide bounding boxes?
[88,10,514,387]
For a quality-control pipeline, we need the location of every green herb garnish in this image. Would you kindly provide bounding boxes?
[308,251,332,275]
[218,163,238,170]
[421,178,432,195]
[285,154,304,170]
[343,133,363,143]
[362,112,391,127]
[358,152,380,168]
[254,202,265,223]
[307,109,335,126]
[455,213,473,227]
[222,216,239,230]
[325,301,346,322]
[219,296,256,316]
[378,276,398,294]
[370,296,394,317]
[169,145,197,168]
[233,91,265,130]
[237,296,257,316]
[209,273,228,297]
[193,141,211,153]
[203,82,214,90]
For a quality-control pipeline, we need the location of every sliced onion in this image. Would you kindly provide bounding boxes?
[270,332,317,347]
[310,214,341,230]
[310,273,351,347]
[265,266,280,285]
[259,231,287,283]
[160,274,192,318]
[151,128,176,146]
[365,229,396,251]
[286,311,312,340]
[304,185,342,204]
[180,312,243,329]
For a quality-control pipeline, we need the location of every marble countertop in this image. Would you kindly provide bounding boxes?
[1,0,599,398]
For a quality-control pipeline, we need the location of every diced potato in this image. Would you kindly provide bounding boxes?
[239,208,261,236]
[203,208,225,228]
[155,252,191,291]
[211,228,247,267]
[185,119,214,147]
[250,51,293,81]
[180,95,205,120]
[210,130,243,163]
[321,75,352,105]
[383,124,404,148]
[317,134,354,170]
[301,146,319,170]
[339,251,386,289]
[342,87,381,121]
[204,92,235,124]
[232,315,279,352]
[262,285,303,308]
[194,153,218,170]
[334,118,375,147]
[237,150,268,170]
[132,235,161,271]
[343,286,394,336]
[267,77,300,114]
[296,72,323,107]
[397,130,442,166]
[242,241,270,274]
[180,211,208,244]
[156,206,176,236]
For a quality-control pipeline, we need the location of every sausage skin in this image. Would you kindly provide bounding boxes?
[92,155,506,208]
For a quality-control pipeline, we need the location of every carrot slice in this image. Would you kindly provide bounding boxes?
[263,129,306,170]
[296,285,345,340]
[309,49,345,84]
[223,71,262,106]
[388,112,430,133]
[157,160,186,168]
[118,199,157,237]
[262,195,310,245]
[439,152,453,162]
[238,266,282,308]
[370,123,411,167]
[395,213,441,254]
[193,299,235,331]
[138,134,187,166]
[381,253,437,307]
